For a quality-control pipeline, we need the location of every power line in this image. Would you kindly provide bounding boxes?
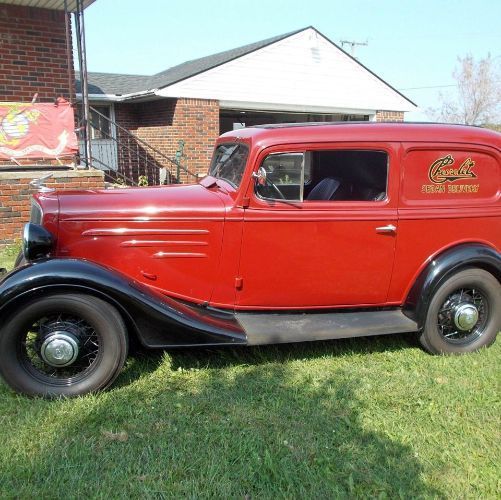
[399,84,457,90]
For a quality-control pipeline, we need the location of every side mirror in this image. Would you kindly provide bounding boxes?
[252,166,267,186]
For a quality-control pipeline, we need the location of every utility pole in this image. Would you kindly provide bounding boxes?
[340,39,368,58]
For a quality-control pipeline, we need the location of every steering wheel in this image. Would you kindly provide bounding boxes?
[264,177,285,200]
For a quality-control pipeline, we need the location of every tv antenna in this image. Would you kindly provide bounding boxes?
[340,39,368,58]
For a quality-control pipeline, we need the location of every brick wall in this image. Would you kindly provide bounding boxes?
[0,169,104,245]
[375,110,404,122]
[115,98,219,182]
[0,4,73,103]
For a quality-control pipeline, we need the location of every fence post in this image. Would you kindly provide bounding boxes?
[175,140,185,183]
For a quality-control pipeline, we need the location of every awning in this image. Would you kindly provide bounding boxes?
[0,0,95,11]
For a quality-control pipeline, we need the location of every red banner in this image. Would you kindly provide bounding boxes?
[0,99,78,159]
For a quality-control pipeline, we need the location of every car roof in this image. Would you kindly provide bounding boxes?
[218,122,501,150]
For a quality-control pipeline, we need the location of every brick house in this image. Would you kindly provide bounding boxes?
[0,0,101,244]
[78,27,416,180]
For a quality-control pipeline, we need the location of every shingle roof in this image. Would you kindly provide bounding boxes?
[77,28,306,96]
[151,29,302,90]
[77,72,151,95]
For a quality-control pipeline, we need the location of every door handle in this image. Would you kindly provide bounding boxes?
[376,224,397,234]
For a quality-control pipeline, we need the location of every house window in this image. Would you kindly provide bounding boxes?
[89,106,112,140]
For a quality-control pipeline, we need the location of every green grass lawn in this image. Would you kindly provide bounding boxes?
[0,244,19,271]
[0,246,499,498]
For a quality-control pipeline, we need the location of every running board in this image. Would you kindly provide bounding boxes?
[236,309,418,346]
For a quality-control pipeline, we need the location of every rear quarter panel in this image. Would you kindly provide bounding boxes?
[390,142,500,303]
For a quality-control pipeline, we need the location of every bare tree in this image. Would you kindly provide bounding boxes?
[429,54,501,125]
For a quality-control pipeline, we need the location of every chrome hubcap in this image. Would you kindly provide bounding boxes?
[438,287,487,343]
[453,303,479,331]
[40,332,79,367]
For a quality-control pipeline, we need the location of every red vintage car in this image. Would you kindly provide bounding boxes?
[0,122,500,397]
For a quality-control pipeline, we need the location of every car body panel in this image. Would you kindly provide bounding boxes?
[237,141,399,308]
[54,184,229,304]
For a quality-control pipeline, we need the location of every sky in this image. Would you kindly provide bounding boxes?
[81,0,501,121]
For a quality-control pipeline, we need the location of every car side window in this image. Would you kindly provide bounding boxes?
[255,150,388,202]
[305,150,388,202]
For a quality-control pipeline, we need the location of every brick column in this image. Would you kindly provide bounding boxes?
[173,98,219,181]
[0,4,74,102]
[375,110,404,122]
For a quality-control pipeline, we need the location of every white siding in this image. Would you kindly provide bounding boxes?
[156,29,415,113]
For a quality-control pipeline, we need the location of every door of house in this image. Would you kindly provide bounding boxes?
[79,105,118,171]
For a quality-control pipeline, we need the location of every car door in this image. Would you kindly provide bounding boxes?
[237,143,399,308]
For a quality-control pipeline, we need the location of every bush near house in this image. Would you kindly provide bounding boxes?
[0,246,499,497]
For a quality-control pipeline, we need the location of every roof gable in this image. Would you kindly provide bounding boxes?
[156,28,416,112]
[81,27,415,112]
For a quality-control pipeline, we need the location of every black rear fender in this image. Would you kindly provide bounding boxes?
[404,243,501,329]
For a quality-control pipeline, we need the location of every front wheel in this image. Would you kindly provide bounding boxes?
[0,294,128,397]
[420,268,500,354]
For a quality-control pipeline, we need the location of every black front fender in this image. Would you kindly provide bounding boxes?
[404,243,501,329]
[0,259,246,348]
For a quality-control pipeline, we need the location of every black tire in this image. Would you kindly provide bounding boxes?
[419,268,500,354]
[0,294,128,397]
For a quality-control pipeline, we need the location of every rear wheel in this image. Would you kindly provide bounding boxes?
[0,294,128,397]
[420,268,500,354]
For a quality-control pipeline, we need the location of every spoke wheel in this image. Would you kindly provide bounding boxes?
[0,294,128,397]
[21,313,101,385]
[437,288,488,344]
[420,268,500,354]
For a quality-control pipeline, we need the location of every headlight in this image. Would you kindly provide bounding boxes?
[22,223,54,261]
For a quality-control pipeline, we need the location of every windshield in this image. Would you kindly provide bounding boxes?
[208,143,249,188]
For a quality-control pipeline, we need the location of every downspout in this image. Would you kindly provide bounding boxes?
[74,0,92,168]
[63,0,74,104]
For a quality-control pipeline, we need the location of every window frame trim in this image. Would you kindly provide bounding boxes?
[255,151,306,203]
[246,142,396,210]
[209,142,250,189]
[303,149,390,205]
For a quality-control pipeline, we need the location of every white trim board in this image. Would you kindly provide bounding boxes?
[219,100,375,115]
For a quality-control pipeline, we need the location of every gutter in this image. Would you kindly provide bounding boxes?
[76,89,159,102]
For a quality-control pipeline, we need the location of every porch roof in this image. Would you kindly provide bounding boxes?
[0,0,95,11]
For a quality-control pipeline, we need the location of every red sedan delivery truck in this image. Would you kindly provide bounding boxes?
[0,122,499,397]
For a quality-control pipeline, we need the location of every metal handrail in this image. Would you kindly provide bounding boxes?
[89,106,199,182]
[90,155,138,187]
